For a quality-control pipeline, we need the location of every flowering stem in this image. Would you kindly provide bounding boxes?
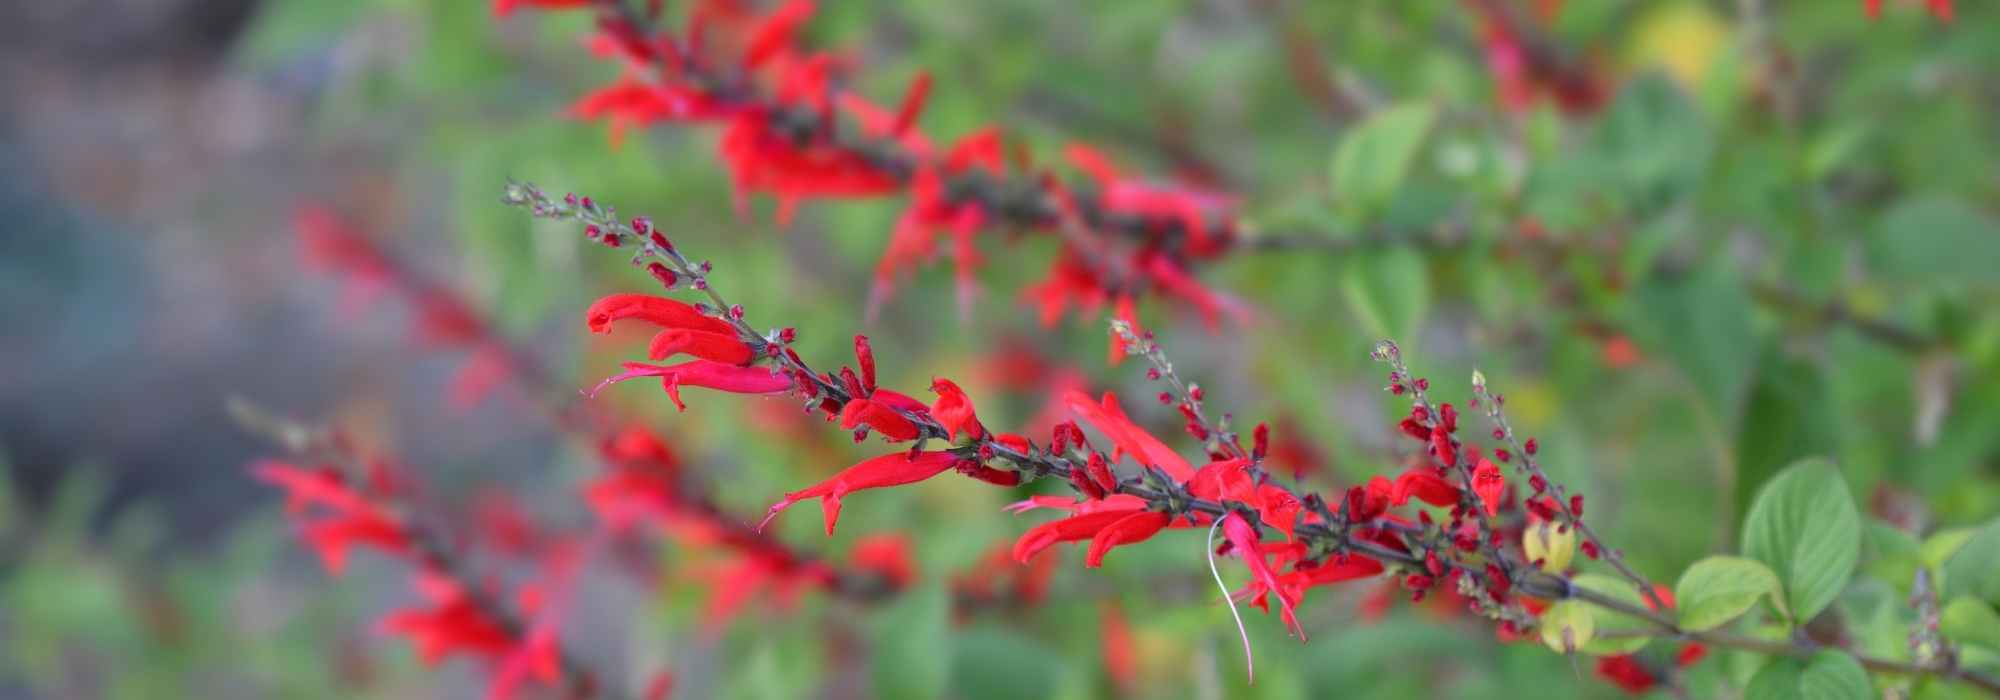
[232,404,602,699]
[510,183,2000,696]
[585,0,1216,301]
[1464,363,1670,613]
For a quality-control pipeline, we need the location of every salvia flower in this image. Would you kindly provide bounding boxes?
[759,450,960,535]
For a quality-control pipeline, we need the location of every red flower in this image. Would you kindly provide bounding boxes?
[585,293,737,336]
[1592,655,1657,694]
[759,451,960,535]
[1222,512,1306,640]
[303,513,413,576]
[1472,458,1505,518]
[648,328,755,365]
[380,574,517,666]
[1064,391,1195,479]
[838,398,922,441]
[743,0,815,70]
[252,461,412,575]
[849,533,916,590]
[1391,469,1461,508]
[588,360,791,410]
[1085,510,1172,568]
[570,77,735,147]
[1012,507,1148,563]
[928,378,983,441]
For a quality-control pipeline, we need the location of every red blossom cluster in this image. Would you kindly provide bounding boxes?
[505,183,1712,688]
[264,203,1090,696]
[500,0,1247,330]
[253,452,603,700]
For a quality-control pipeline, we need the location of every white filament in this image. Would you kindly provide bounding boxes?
[1207,518,1253,685]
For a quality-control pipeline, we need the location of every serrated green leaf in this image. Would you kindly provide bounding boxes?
[1676,556,1784,631]
[1741,458,1861,625]
[1329,102,1438,220]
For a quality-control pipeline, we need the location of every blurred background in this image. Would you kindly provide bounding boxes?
[0,0,1996,697]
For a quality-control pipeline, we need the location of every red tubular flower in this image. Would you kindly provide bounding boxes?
[381,575,517,666]
[1391,469,1461,508]
[1085,510,1171,568]
[568,77,735,147]
[743,0,815,70]
[838,398,921,442]
[1472,458,1505,518]
[928,378,983,441]
[1592,655,1658,694]
[1064,391,1195,479]
[1222,512,1305,640]
[252,461,412,575]
[759,451,959,535]
[588,360,790,410]
[648,328,754,365]
[1011,507,1149,563]
[586,293,737,336]
[853,335,878,392]
[1286,553,1385,591]
[849,533,916,590]
[890,71,932,139]
[304,513,413,576]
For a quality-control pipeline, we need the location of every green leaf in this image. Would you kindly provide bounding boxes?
[1591,73,1711,209]
[1744,656,1805,700]
[1340,248,1430,343]
[1861,520,1923,595]
[1538,600,1596,654]
[1570,574,1652,655]
[1744,651,1870,700]
[1676,556,1785,631]
[1871,196,2000,287]
[1798,651,1871,700]
[1942,520,2000,605]
[872,583,951,700]
[1329,102,1438,220]
[1941,596,2000,652]
[1740,458,1861,625]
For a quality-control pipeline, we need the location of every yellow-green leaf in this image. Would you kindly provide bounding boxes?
[1329,102,1437,220]
[1676,555,1784,631]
